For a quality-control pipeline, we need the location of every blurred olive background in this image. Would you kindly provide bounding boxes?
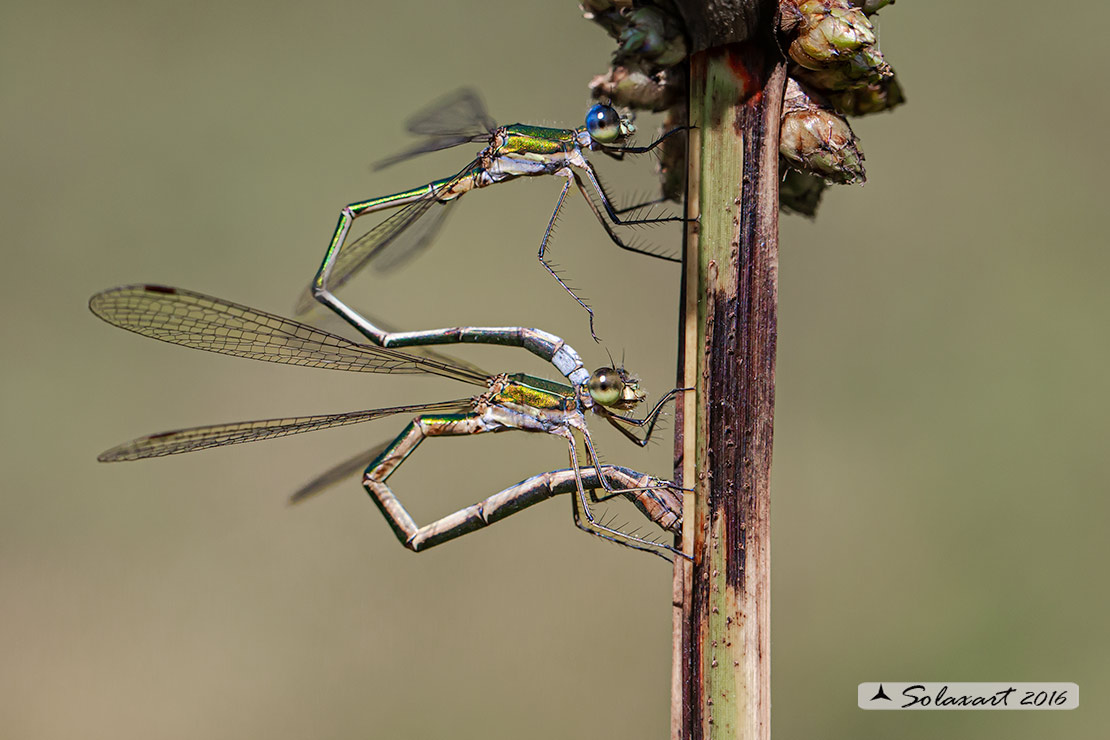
[3,1,1108,738]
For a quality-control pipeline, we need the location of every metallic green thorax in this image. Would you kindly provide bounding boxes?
[496,124,579,157]
[333,125,584,229]
[496,373,577,412]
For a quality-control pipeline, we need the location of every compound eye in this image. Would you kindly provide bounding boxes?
[587,367,624,406]
[585,104,622,144]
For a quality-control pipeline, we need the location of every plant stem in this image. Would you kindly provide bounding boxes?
[672,41,785,740]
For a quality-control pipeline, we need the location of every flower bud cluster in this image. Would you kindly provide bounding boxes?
[780,78,865,185]
[579,0,903,217]
[776,0,903,208]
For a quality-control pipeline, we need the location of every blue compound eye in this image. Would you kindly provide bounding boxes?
[585,104,622,144]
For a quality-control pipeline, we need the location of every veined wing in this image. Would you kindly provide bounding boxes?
[90,285,489,386]
[288,441,391,504]
[98,400,472,462]
[374,88,496,170]
[406,88,497,136]
[304,161,476,304]
[369,194,453,273]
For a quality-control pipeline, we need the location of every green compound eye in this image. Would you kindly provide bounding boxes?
[585,104,622,144]
[587,367,624,406]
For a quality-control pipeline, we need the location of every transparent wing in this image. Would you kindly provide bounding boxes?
[335,163,476,284]
[373,88,496,170]
[369,194,453,273]
[295,163,475,314]
[99,400,472,462]
[373,136,488,170]
[287,441,392,504]
[406,88,497,136]
[91,285,489,386]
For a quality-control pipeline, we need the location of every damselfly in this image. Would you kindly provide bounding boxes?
[92,285,683,558]
[300,88,687,340]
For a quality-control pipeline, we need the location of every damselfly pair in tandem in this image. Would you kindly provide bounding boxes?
[299,88,687,342]
[95,91,689,560]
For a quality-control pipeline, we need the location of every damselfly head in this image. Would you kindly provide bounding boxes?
[587,366,645,410]
[585,103,635,145]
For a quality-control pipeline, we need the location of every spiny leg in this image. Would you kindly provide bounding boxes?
[561,429,682,559]
[611,195,675,217]
[576,424,620,496]
[604,124,691,155]
[538,173,600,341]
[582,470,684,536]
[584,472,683,532]
[581,161,685,227]
[570,470,683,561]
[577,128,692,244]
[572,172,682,263]
[603,386,690,447]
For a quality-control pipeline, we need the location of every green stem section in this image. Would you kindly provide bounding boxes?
[674,43,784,740]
